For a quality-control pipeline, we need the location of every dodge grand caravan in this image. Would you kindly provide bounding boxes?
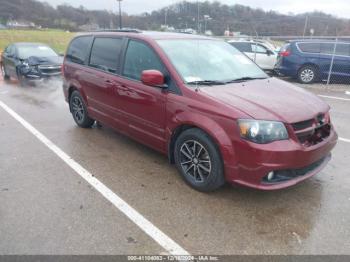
[62,30,337,192]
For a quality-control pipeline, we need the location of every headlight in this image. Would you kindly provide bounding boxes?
[238,119,289,144]
[21,62,38,73]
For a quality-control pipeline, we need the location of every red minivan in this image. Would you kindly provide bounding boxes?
[62,30,337,191]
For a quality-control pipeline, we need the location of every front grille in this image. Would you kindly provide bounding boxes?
[38,65,61,76]
[292,119,314,131]
[262,157,326,184]
[292,113,331,146]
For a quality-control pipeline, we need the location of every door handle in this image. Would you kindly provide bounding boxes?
[117,84,130,91]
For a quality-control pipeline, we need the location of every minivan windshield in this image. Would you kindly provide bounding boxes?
[156,39,267,85]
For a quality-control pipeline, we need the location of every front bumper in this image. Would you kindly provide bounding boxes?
[20,64,62,81]
[225,129,338,190]
[24,72,62,80]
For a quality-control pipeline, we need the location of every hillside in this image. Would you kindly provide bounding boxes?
[0,0,349,36]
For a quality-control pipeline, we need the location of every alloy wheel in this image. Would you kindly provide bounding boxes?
[179,140,212,183]
[71,96,85,124]
[300,68,315,83]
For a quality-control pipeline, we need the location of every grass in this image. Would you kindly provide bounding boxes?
[0,29,75,53]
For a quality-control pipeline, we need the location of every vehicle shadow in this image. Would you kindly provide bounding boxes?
[80,123,324,254]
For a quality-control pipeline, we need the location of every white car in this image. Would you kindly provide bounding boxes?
[228,40,278,71]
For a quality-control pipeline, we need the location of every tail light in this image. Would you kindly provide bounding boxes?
[279,50,291,57]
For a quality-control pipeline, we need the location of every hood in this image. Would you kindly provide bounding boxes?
[199,77,329,123]
[26,56,63,66]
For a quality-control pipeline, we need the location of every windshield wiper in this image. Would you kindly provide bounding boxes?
[225,77,268,83]
[186,80,226,86]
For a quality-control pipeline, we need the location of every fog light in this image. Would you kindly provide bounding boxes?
[267,171,274,181]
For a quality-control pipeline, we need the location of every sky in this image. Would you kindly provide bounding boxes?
[40,0,350,18]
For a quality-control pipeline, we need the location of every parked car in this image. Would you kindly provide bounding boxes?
[0,42,63,86]
[228,40,277,71]
[62,31,337,192]
[275,40,350,84]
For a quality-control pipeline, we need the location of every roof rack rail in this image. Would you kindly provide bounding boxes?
[93,29,142,33]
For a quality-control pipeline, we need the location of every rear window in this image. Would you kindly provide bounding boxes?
[66,36,93,65]
[89,37,123,73]
[230,42,251,53]
[298,42,321,53]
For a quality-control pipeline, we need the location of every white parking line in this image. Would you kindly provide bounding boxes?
[318,95,350,102]
[0,100,189,256]
[340,137,350,143]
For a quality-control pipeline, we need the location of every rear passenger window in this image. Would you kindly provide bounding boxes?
[89,37,123,73]
[335,44,350,56]
[298,43,321,53]
[320,43,335,55]
[122,40,164,81]
[66,36,93,65]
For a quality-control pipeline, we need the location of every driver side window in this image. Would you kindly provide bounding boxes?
[251,44,268,54]
[122,40,164,81]
[5,45,14,56]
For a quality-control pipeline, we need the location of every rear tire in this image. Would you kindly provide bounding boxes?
[298,65,318,84]
[69,90,95,128]
[174,128,225,192]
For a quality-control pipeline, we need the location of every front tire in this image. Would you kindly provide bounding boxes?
[1,64,10,81]
[298,65,318,84]
[18,73,29,87]
[174,128,225,192]
[69,90,95,128]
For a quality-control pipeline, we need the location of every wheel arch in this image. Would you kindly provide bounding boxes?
[298,63,320,74]
[67,81,88,111]
[297,63,320,82]
[167,114,236,172]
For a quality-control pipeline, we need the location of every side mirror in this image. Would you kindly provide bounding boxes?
[59,52,65,57]
[141,70,165,87]
[267,50,274,56]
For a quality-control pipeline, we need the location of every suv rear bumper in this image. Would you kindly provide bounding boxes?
[274,65,298,77]
[226,129,337,190]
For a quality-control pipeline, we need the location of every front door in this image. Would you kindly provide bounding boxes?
[2,45,17,77]
[116,39,168,152]
[249,43,276,70]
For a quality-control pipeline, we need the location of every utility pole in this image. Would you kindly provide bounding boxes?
[197,0,200,34]
[117,0,123,29]
[203,15,211,35]
[302,15,308,38]
[165,8,168,27]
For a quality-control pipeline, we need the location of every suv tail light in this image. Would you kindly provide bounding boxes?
[279,50,291,57]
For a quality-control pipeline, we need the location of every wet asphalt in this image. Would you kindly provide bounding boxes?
[0,78,349,255]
